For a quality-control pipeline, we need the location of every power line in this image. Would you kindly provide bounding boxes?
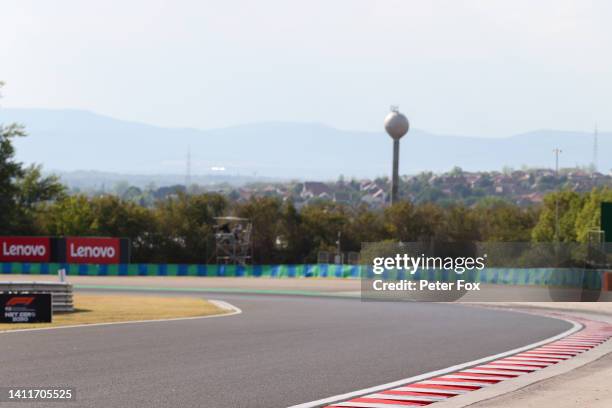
[553,148,562,241]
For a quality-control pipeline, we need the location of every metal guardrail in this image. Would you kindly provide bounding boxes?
[0,282,74,312]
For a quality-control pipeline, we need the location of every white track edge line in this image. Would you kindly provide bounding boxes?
[287,315,581,408]
[0,299,242,334]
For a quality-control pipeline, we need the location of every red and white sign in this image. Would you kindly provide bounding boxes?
[66,237,120,264]
[0,237,51,262]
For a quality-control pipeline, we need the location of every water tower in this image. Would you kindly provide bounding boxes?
[384,106,409,204]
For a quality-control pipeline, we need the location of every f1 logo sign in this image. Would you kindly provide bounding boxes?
[5,296,35,307]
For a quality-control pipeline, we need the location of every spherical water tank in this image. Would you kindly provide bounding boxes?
[384,110,409,140]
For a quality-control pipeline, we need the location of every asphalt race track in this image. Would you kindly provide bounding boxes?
[1,291,571,408]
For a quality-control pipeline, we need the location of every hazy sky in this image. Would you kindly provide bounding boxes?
[1,0,610,137]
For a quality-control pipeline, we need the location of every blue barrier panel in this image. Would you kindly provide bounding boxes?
[137,264,147,276]
[98,264,108,276]
[253,264,262,277]
[177,264,188,276]
[197,264,207,276]
[319,264,328,278]
[512,269,519,285]
[78,264,88,276]
[58,263,68,275]
[534,269,542,285]
[118,264,128,276]
[303,264,313,278]
[159,264,168,276]
[236,265,245,277]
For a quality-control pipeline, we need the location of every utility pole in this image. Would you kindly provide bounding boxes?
[186,146,192,193]
[593,124,598,175]
[553,148,562,241]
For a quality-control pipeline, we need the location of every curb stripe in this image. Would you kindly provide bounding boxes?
[393,388,467,396]
[462,369,520,376]
[366,394,446,402]
[332,402,423,408]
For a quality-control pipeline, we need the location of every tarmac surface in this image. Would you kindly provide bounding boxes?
[0,289,572,408]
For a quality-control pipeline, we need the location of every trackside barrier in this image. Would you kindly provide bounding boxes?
[0,263,603,290]
[0,263,361,279]
[0,281,74,312]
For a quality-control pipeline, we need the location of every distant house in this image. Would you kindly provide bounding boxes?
[465,173,480,187]
[237,188,253,202]
[361,188,386,206]
[360,181,377,192]
[301,182,332,200]
[333,192,352,204]
[153,185,186,200]
[517,192,544,205]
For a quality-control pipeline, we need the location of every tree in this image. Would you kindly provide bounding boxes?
[383,202,417,241]
[12,165,66,233]
[121,185,143,201]
[476,200,539,241]
[153,193,227,263]
[300,202,350,261]
[276,200,311,263]
[89,195,156,262]
[438,205,481,242]
[15,164,65,208]
[531,191,584,242]
[346,204,386,248]
[38,195,96,236]
[383,202,442,242]
[0,88,26,233]
[0,82,65,233]
[234,197,283,263]
[574,188,612,243]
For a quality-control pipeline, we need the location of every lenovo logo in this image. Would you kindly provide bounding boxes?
[6,296,35,307]
[65,238,121,263]
[0,237,51,262]
[69,243,116,258]
[2,242,47,257]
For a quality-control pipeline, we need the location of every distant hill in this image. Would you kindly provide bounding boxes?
[0,108,609,180]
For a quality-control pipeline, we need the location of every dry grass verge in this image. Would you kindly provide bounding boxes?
[1,294,226,331]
